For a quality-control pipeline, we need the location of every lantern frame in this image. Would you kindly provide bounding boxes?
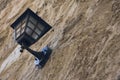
[11,8,52,47]
[10,8,52,68]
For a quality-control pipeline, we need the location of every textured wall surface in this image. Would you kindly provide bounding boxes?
[0,0,120,80]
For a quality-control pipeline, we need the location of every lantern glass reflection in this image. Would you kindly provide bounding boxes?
[26,27,32,35]
[29,16,37,24]
[28,22,35,29]
[38,23,44,31]
[15,18,27,39]
[32,33,38,39]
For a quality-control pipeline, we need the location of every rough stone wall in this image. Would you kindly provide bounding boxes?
[0,0,120,80]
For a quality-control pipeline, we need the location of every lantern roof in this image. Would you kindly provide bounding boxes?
[11,8,51,29]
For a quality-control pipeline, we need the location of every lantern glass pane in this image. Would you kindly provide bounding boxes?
[26,28,33,35]
[35,28,42,35]
[28,22,35,30]
[29,16,37,25]
[32,33,38,39]
[16,32,21,38]
[21,28,24,34]
[21,23,25,34]
[38,23,44,31]
[21,21,26,29]
[16,27,21,33]
[17,23,21,29]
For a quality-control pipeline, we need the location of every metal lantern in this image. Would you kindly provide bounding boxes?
[11,8,52,47]
[10,8,52,68]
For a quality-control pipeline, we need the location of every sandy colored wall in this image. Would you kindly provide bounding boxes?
[0,0,120,80]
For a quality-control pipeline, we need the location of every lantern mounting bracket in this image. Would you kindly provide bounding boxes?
[20,44,44,60]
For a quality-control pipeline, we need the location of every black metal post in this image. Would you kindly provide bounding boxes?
[21,45,45,60]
